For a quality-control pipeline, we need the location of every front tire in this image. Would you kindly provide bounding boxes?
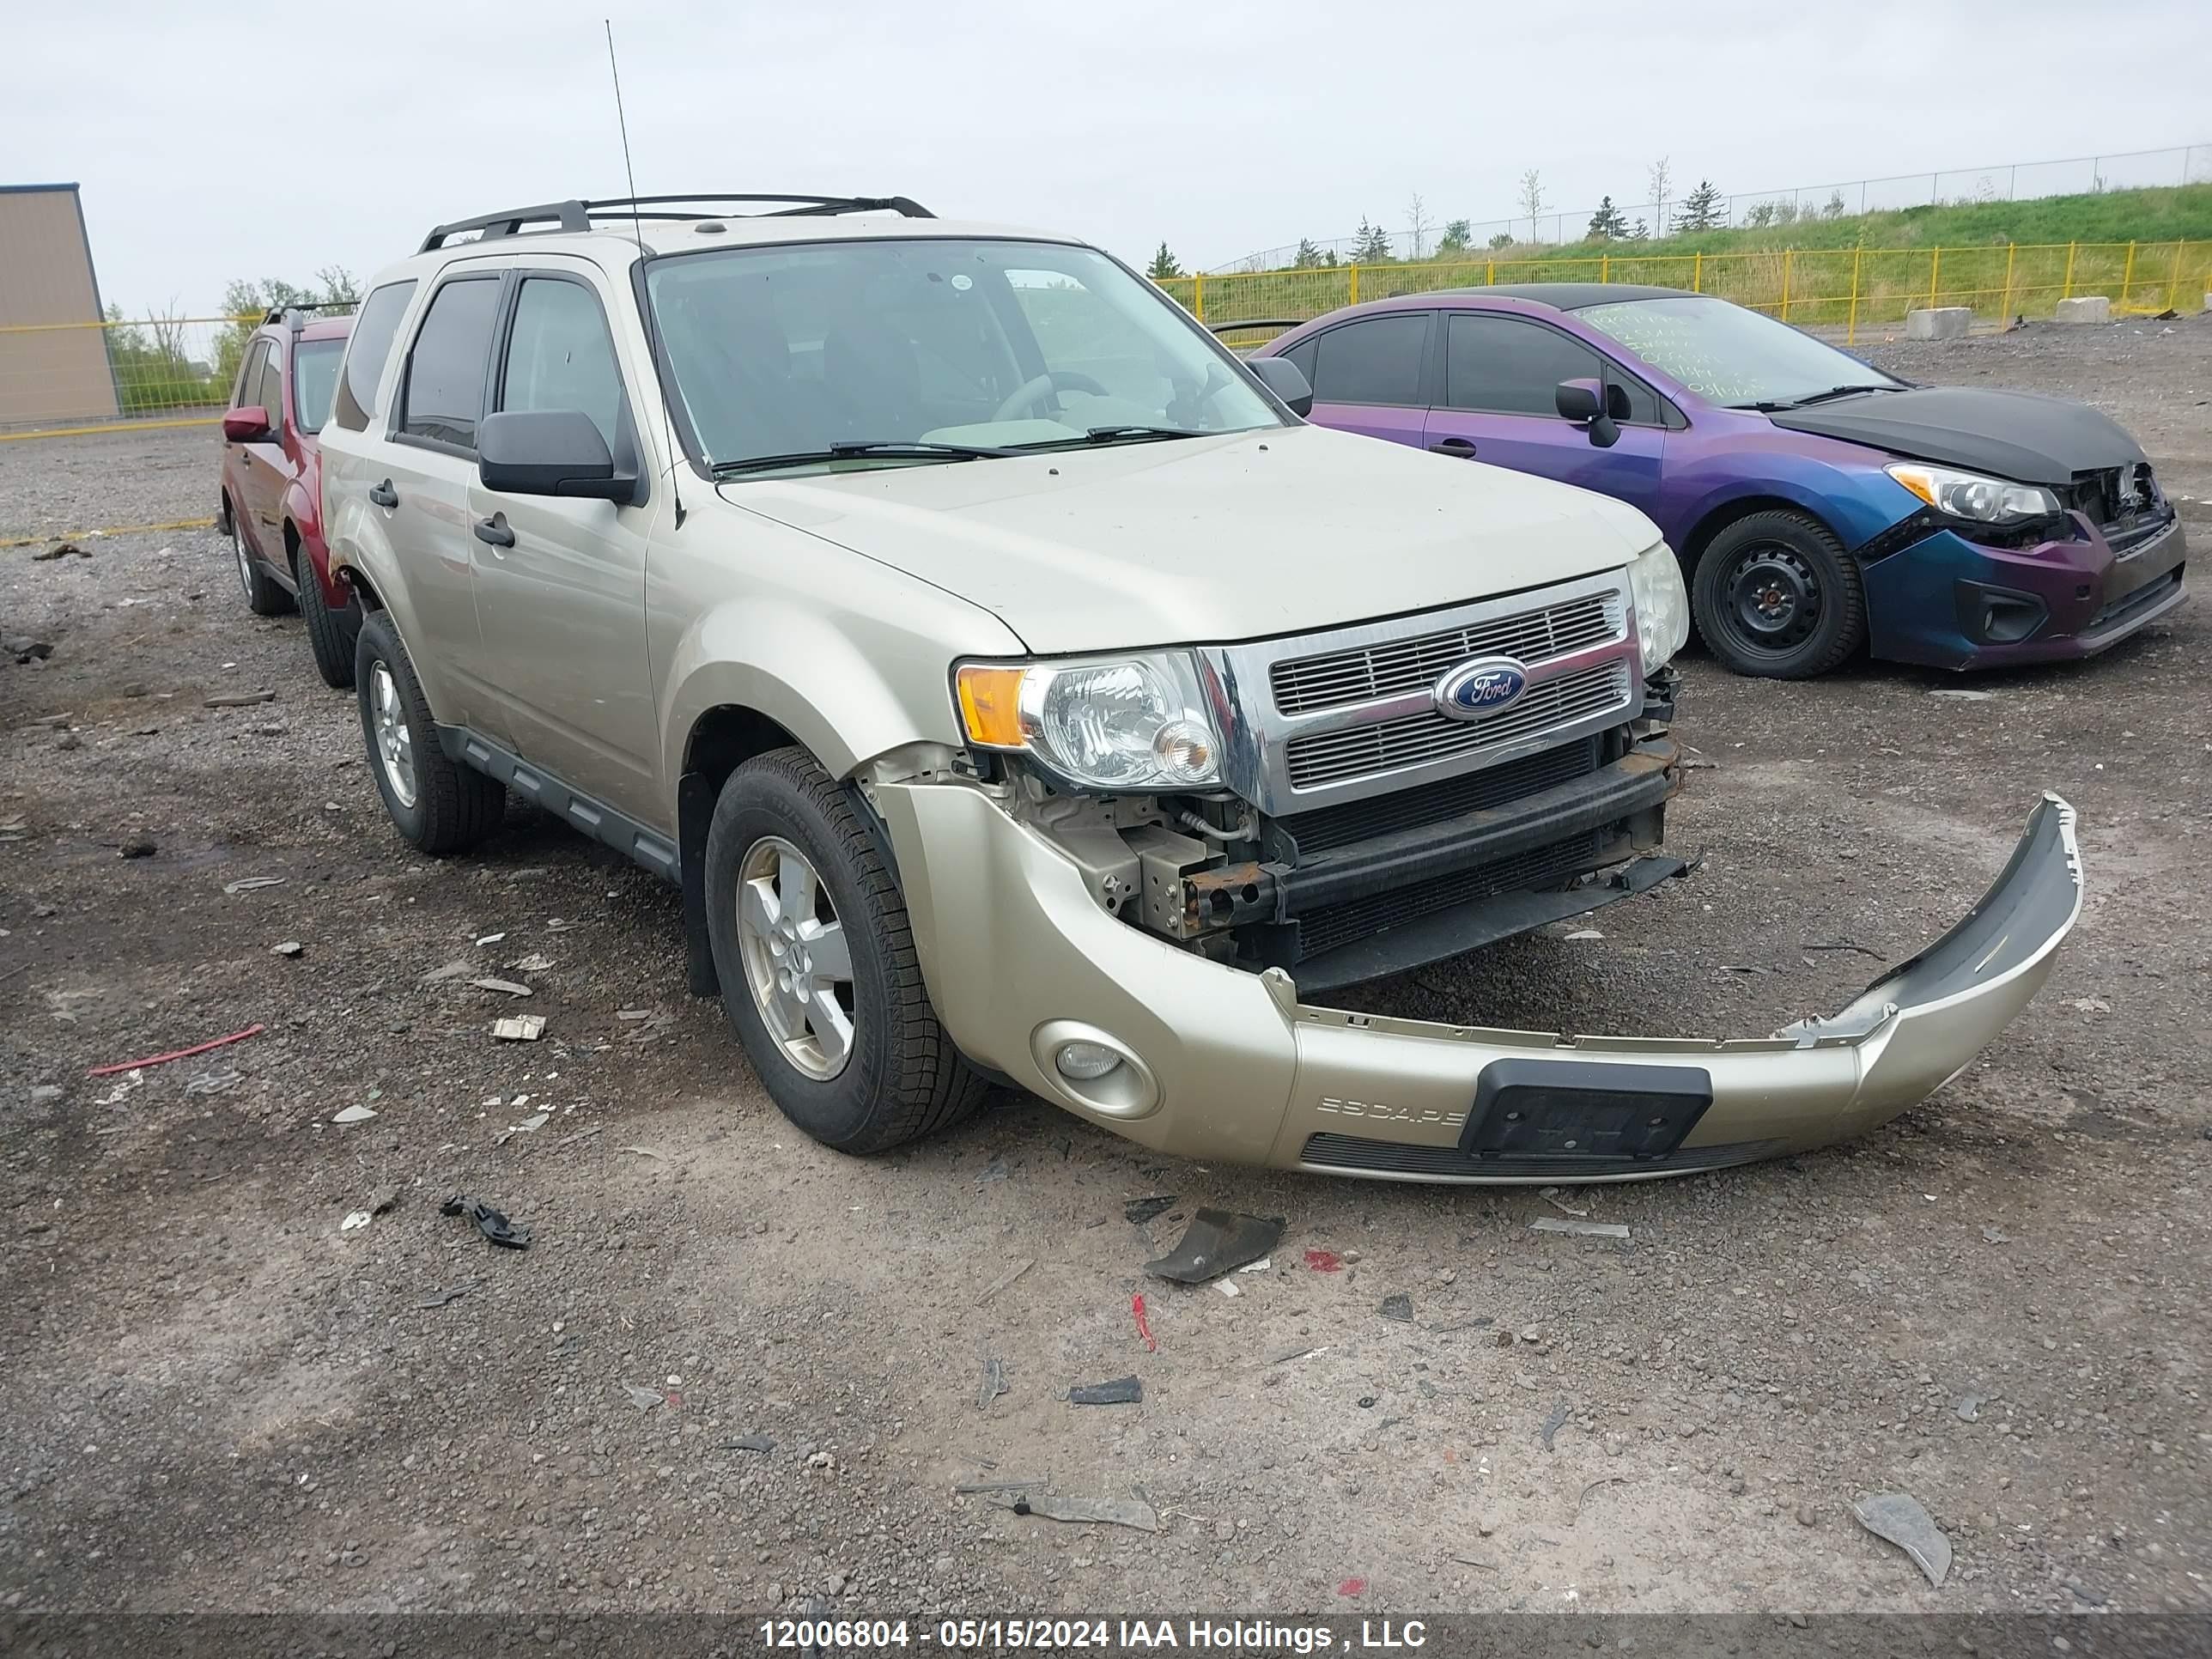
[1691,509,1866,679]
[298,548,359,690]
[704,746,988,1153]
[234,516,295,617]
[353,609,503,854]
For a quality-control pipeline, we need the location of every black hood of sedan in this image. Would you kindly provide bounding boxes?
[1768,386,2145,486]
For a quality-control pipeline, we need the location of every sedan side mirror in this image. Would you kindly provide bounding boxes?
[1249,356,1315,419]
[1555,377,1622,449]
[477,410,635,501]
[222,406,272,442]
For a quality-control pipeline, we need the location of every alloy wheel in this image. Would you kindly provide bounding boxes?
[735,835,855,1080]
[368,661,418,808]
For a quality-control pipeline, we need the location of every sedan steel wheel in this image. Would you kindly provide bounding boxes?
[736,835,855,1080]
[368,661,418,808]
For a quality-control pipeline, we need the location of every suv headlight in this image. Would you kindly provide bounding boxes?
[1886,461,2059,524]
[956,654,1220,792]
[1626,543,1690,674]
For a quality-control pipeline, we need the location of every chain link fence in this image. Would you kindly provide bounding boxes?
[1220,143,2212,271]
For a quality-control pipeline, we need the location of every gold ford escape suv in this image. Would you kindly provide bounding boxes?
[319,192,2081,1182]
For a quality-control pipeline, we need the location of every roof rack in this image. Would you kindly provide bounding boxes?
[417,194,934,252]
[263,301,356,329]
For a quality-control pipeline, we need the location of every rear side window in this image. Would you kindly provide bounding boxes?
[333,279,418,432]
[1310,313,1428,406]
[400,277,502,451]
[234,339,270,410]
[499,278,628,451]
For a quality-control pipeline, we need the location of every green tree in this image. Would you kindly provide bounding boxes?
[1437,218,1473,257]
[1486,230,1516,251]
[1352,218,1394,263]
[1292,236,1329,269]
[1629,218,1651,241]
[1673,179,1725,232]
[1586,196,1629,240]
[1147,242,1184,280]
[213,269,361,390]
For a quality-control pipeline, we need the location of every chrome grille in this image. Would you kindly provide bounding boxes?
[1285,660,1633,792]
[1270,591,1623,716]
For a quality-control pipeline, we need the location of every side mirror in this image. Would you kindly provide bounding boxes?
[1249,356,1314,418]
[1555,378,1621,449]
[477,410,632,501]
[222,406,272,442]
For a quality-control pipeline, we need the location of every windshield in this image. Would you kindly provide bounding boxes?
[1578,295,1902,409]
[645,238,1285,472]
[292,338,346,434]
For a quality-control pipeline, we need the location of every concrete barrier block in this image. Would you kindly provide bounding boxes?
[2054,295,2111,325]
[1905,307,1973,340]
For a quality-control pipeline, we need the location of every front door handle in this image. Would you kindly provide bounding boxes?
[473,514,515,550]
[367,479,398,508]
[1430,437,1479,458]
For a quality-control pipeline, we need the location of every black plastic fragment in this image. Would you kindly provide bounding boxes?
[441,1194,532,1249]
[1142,1207,1284,1284]
[1379,1293,1413,1322]
[1069,1375,1143,1406]
[724,1433,775,1453]
[1123,1194,1177,1224]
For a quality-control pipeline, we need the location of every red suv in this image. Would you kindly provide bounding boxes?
[218,307,359,686]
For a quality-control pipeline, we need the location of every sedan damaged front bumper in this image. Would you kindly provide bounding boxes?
[878,781,2082,1182]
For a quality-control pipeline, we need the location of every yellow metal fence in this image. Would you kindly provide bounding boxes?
[3,241,2205,436]
[0,314,261,437]
[1164,240,2209,345]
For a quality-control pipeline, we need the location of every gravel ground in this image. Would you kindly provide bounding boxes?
[2,319,2209,1623]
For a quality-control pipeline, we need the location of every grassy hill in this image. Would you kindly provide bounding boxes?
[1175,184,2212,334]
[1611,183,2212,258]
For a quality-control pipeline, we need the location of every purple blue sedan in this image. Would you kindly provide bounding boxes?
[1249,286,2186,678]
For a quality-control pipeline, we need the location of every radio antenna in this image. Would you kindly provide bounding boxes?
[606,19,685,527]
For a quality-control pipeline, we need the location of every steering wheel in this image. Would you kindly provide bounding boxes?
[992,369,1111,423]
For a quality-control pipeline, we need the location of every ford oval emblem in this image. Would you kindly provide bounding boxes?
[1435,656,1529,721]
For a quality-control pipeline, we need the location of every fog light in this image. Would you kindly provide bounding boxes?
[1054,1041,1123,1081]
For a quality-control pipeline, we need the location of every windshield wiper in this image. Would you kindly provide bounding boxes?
[1007,424,1208,452]
[1790,383,1899,406]
[712,440,1017,477]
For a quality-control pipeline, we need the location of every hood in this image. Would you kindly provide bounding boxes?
[714,425,1657,654]
[1767,386,2145,486]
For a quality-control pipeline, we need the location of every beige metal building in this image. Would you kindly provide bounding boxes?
[0,184,119,427]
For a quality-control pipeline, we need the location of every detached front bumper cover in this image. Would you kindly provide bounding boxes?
[883,783,2082,1183]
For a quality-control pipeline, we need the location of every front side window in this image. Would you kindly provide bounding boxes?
[253,348,285,428]
[400,277,502,450]
[234,339,270,412]
[644,238,1285,474]
[1579,295,1902,408]
[1446,313,1602,416]
[291,339,344,433]
[333,279,417,432]
[500,277,627,450]
[1309,313,1428,405]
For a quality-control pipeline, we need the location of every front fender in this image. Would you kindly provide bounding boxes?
[659,590,1023,786]
[1674,441,1926,555]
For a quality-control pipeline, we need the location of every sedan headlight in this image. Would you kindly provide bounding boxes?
[956,654,1220,791]
[1626,542,1690,674]
[1886,461,2059,524]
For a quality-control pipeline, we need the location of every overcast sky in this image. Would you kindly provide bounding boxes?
[14,0,2209,318]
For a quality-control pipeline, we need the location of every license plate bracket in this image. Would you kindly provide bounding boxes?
[1461,1058,1714,1162]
